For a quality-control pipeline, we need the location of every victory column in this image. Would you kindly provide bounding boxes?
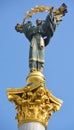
[7,3,67,130]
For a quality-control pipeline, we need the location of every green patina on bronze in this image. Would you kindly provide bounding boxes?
[15,3,67,73]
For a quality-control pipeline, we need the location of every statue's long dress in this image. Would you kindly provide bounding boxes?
[29,34,45,72]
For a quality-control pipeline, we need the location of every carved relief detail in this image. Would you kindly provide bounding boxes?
[7,82,62,127]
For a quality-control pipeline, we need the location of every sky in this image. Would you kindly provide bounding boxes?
[0,0,74,130]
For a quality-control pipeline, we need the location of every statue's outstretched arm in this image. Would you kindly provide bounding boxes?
[15,20,32,35]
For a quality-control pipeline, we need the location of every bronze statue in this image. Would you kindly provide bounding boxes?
[15,3,67,73]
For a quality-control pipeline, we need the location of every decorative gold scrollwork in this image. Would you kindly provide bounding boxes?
[7,81,63,127]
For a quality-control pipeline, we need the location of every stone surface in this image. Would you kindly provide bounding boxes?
[19,122,45,130]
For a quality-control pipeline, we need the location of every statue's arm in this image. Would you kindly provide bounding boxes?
[42,13,57,46]
[44,3,67,35]
[15,21,32,34]
[45,13,57,36]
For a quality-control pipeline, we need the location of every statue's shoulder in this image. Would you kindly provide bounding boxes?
[23,21,32,27]
[31,25,37,31]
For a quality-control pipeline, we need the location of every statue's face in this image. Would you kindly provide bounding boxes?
[36,19,42,25]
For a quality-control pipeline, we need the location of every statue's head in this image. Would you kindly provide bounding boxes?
[36,19,42,26]
[27,21,32,25]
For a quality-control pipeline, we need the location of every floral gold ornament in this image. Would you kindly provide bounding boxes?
[24,4,67,23]
[7,82,63,127]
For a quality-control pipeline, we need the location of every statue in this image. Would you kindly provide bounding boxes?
[15,3,67,73]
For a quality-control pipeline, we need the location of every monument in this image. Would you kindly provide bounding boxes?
[7,3,67,130]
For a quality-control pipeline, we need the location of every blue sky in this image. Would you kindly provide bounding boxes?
[0,0,74,130]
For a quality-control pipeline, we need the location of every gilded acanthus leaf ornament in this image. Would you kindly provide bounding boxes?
[7,81,63,127]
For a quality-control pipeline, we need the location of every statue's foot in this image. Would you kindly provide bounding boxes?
[30,68,37,72]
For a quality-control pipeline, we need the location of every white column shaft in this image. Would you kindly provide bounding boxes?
[19,122,45,130]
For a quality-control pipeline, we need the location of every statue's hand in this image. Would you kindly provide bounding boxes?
[15,23,23,33]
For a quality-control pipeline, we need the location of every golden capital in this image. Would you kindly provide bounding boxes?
[7,77,63,128]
